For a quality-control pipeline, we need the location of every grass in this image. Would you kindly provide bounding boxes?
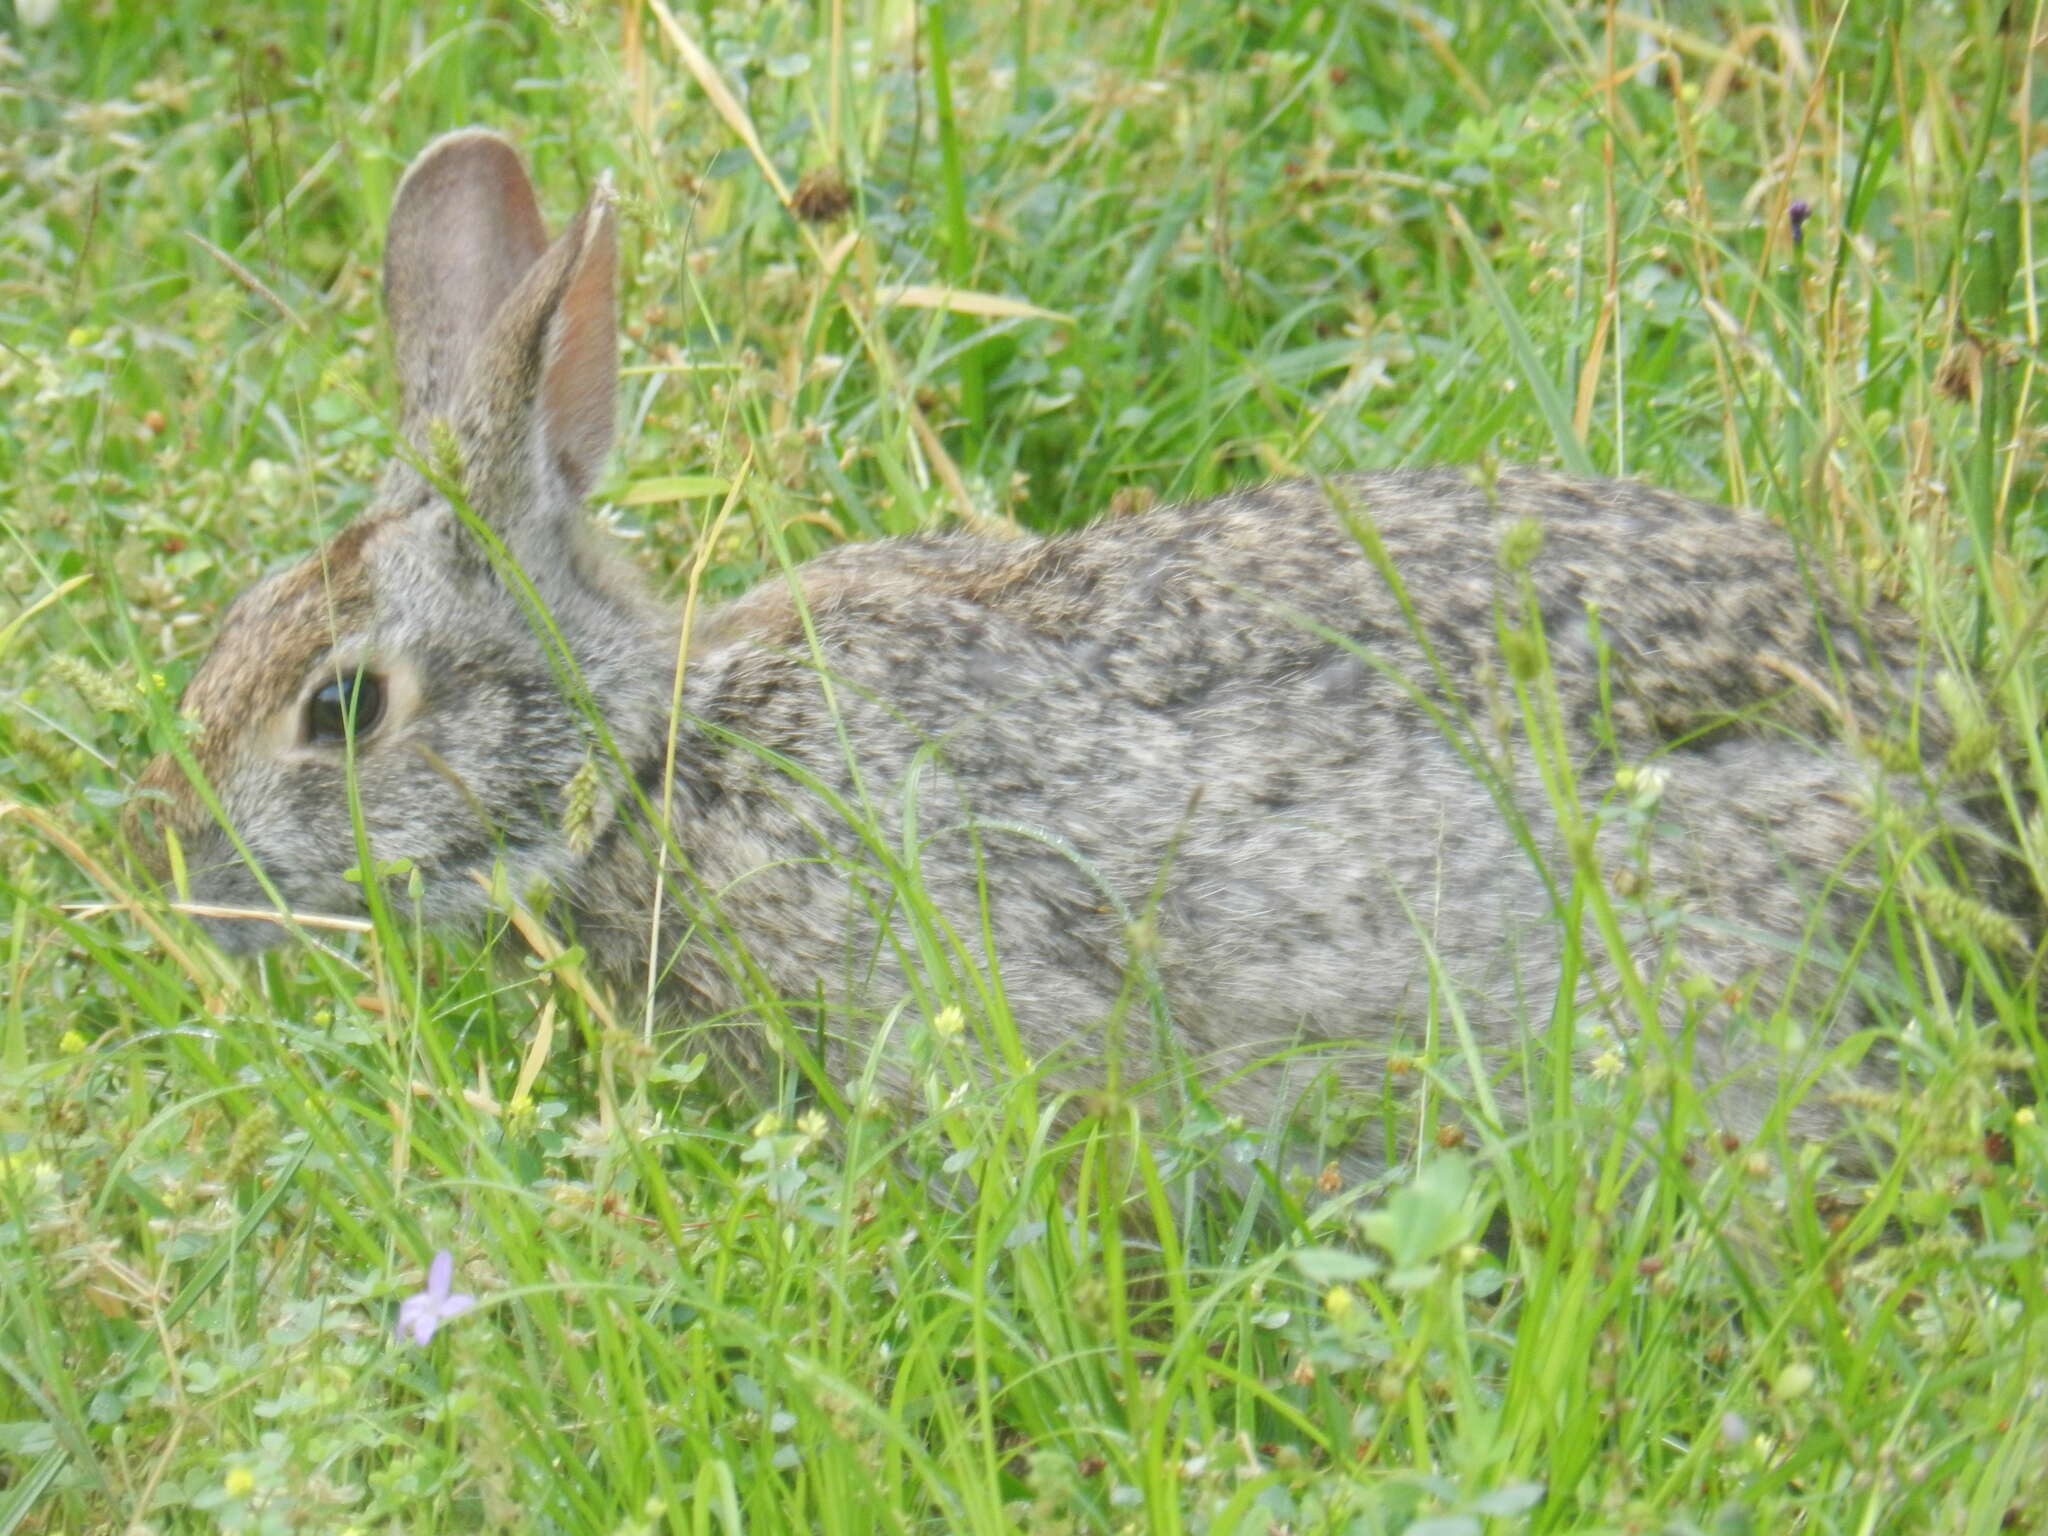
[2,0,2046,1530]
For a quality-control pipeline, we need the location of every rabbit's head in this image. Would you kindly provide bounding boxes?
[132,131,667,949]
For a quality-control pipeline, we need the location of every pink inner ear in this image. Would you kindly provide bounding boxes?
[540,199,619,498]
[386,133,550,426]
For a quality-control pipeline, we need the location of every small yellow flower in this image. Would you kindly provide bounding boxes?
[1771,1361,1816,1401]
[223,1465,256,1498]
[1590,1049,1625,1081]
[931,1006,966,1039]
[797,1109,829,1140]
[58,1030,88,1055]
[1625,764,1670,808]
[751,1112,782,1139]
[0,1153,55,1188]
[1323,1286,1355,1320]
[2016,1107,2036,1128]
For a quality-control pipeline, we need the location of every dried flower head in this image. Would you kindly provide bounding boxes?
[791,170,853,225]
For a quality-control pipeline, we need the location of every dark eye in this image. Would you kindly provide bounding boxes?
[304,670,387,745]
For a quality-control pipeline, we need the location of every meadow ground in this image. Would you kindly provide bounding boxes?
[2,0,2046,1531]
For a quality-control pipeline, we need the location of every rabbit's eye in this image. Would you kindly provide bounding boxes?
[304,671,387,745]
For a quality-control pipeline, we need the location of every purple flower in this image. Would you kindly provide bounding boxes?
[396,1249,477,1345]
[1788,199,1812,245]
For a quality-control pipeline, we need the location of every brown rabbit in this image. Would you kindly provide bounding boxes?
[134,129,1987,1179]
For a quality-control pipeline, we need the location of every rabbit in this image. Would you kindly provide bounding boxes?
[132,129,1993,1183]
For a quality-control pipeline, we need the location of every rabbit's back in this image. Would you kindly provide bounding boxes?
[700,467,1919,751]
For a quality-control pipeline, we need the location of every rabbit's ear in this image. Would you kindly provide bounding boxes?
[453,177,618,535]
[384,130,549,429]
[534,183,617,498]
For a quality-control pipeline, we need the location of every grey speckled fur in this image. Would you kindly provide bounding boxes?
[137,131,1987,1179]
